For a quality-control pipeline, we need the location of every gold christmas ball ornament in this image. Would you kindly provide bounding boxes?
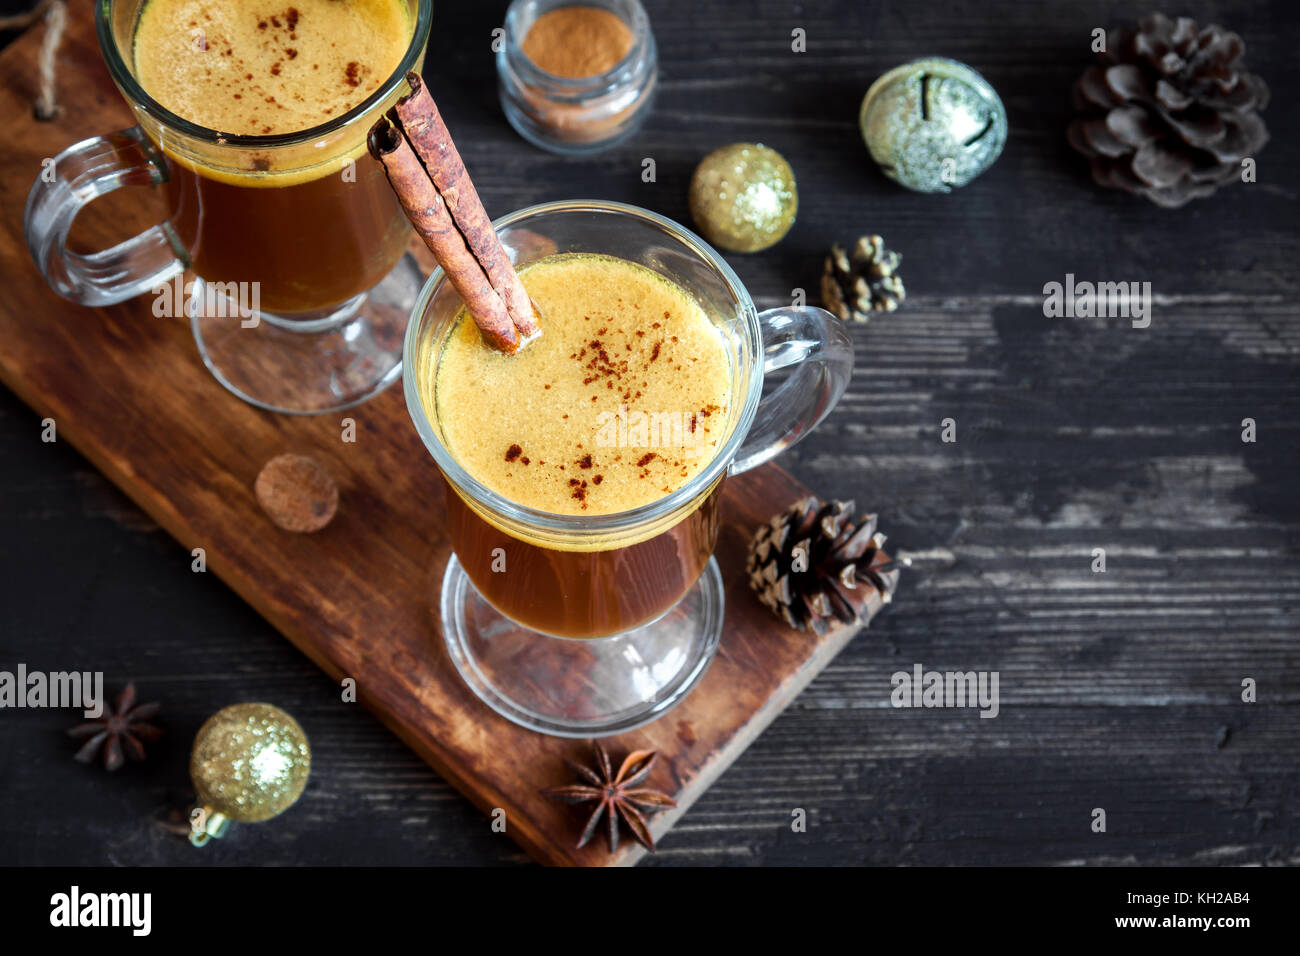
[689,143,797,253]
[859,58,1007,193]
[188,702,311,846]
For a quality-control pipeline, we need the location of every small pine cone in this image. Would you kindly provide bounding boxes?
[1067,13,1269,208]
[821,236,905,322]
[746,497,901,635]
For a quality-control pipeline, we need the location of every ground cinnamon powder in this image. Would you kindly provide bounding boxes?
[521,6,633,77]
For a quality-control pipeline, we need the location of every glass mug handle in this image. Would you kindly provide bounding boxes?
[729,305,854,476]
[24,126,185,306]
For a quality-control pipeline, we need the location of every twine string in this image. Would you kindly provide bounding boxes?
[1,0,66,120]
[34,0,66,119]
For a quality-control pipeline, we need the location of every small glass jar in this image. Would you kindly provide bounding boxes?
[498,0,657,154]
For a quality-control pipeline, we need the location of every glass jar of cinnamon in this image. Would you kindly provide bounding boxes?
[498,0,657,154]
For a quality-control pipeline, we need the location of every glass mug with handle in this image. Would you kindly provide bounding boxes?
[24,0,433,414]
[406,200,853,737]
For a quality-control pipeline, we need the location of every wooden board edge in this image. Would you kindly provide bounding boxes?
[614,618,864,865]
[0,357,581,863]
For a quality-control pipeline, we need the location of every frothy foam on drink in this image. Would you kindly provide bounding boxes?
[133,0,409,137]
[433,255,733,517]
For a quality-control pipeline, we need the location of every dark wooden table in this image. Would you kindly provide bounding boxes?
[1,0,1296,866]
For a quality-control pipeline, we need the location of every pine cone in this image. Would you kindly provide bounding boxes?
[746,498,900,635]
[821,236,904,322]
[1067,13,1269,208]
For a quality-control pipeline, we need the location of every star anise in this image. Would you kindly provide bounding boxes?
[543,741,677,853]
[67,683,163,771]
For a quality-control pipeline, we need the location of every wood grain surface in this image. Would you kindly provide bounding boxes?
[0,0,897,867]
[0,0,1297,866]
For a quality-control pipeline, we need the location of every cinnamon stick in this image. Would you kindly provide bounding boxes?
[368,119,520,353]
[393,73,540,340]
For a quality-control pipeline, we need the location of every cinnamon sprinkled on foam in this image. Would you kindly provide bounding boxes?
[134,0,407,137]
[433,255,731,516]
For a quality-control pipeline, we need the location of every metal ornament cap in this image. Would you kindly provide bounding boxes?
[859,57,1007,193]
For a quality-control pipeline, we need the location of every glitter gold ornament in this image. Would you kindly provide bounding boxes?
[859,58,1007,193]
[188,702,311,846]
[688,143,797,253]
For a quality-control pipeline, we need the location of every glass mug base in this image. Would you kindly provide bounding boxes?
[440,554,724,738]
[190,251,427,415]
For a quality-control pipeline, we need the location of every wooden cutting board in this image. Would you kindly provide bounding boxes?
[0,7,894,865]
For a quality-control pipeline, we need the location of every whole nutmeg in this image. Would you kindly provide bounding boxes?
[254,454,338,533]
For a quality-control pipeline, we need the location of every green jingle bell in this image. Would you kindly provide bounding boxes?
[859,58,1007,193]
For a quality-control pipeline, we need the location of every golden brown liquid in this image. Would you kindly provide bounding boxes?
[133,0,412,314]
[445,480,723,638]
[161,157,410,314]
[431,254,733,637]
